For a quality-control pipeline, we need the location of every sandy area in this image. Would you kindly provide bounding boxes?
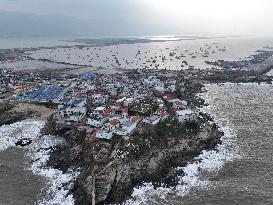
[65,66,124,75]
[0,60,80,71]
[12,103,56,121]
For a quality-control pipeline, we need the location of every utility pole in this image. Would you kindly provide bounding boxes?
[91,165,97,205]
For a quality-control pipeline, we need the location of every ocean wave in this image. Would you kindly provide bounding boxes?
[0,120,44,151]
[124,84,240,205]
[27,134,79,205]
[0,120,78,205]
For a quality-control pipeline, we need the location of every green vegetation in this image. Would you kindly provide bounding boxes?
[15,93,27,101]
[130,98,159,116]
[128,117,200,158]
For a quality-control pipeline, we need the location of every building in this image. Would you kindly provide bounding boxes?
[96,130,113,139]
[59,105,87,123]
[86,106,112,127]
[168,99,187,110]
[176,110,198,123]
[92,94,108,104]
[143,115,162,125]
[114,120,137,136]
[87,114,108,127]
[121,107,129,118]
[79,72,97,80]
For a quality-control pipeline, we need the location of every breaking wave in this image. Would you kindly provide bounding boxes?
[124,84,240,205]
[0,121,44,151]
[0,120,78,205]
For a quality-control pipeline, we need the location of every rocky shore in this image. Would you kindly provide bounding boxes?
[44,113,223,205]
[0,102,32,126]
[0,102,56,126]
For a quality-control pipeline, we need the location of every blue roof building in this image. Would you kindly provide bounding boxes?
[79,72,97,80]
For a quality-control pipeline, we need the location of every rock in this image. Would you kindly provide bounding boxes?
[44,118,223,205]
[15,138,32,147]
[66,182,75,191]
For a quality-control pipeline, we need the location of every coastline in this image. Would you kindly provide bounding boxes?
[0,80,269,205]
[0,36,273,204]
[34,79,224,205]
[43,112,223,205]
[0,81,266,205]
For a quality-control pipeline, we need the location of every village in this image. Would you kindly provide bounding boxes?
[1,47,273,205]
[1,68,202,140]
[1,55,273,142]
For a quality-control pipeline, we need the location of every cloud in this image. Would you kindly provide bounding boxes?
[0,0,272,36]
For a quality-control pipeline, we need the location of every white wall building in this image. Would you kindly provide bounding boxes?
[58,98,87,123]
[176,110,198,123]
[143,115,162,125]
[92,94,108,104]
[87,115,108,127]
[59,106,87,123]
[96,130,113,139]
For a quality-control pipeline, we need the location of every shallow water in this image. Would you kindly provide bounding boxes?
[0,37,79,49]
[0,84,273,205]
[124,83,273,205]
[0,121,78,205]
[29,36,273,70]
[0,148,44,205]
[185,83,273,205]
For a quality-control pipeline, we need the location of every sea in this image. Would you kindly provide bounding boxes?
[0,36,273,205]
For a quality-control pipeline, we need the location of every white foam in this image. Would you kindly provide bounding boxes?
[0,120,44,151]
[0,120,79,205]
[27,134,80,205]
[124,85,240,205]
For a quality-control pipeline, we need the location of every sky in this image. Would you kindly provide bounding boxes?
[0,0,273,36]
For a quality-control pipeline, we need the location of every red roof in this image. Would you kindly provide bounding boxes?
[156,108,162,113]
[116,96,123,100]
[131,116,141,123]
[122,107,128,113]
[102,108,112,117]
[171,108,177,113]
[110,119,119,126]
[160,111,169,117]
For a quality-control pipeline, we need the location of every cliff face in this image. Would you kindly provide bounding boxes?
[46,116,223,205]
[0,103,30,126]
[0,102,55,126]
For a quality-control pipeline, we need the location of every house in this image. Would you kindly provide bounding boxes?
[165,84,176,92]
[143,115,162,125]
[168,99,187,110]
[68,98,87,107]
[155,109,169,121]
[58,98,87,123]
[176,110,198,123]
[87,114,108,127]
[122,107,128,118]
[105,83,115,90]
[96,130,113,139]
[144,76,161,87]
[92,94,108,104]
[154,85,165,93]
[86,106,112,127]
[69,111,86,122]
[123,121,137,135]
[114,120,137,136]
[97,115,139,139]
[116,97,135,107]
[130,116,142,124]
[121,97,135,107]
[109,119,120,130]
[93,106,106,115]
[59,105,87,123]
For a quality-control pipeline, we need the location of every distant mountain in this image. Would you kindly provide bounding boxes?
[0,10,177,37]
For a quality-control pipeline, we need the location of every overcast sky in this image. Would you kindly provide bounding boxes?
[1,0,273,36]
